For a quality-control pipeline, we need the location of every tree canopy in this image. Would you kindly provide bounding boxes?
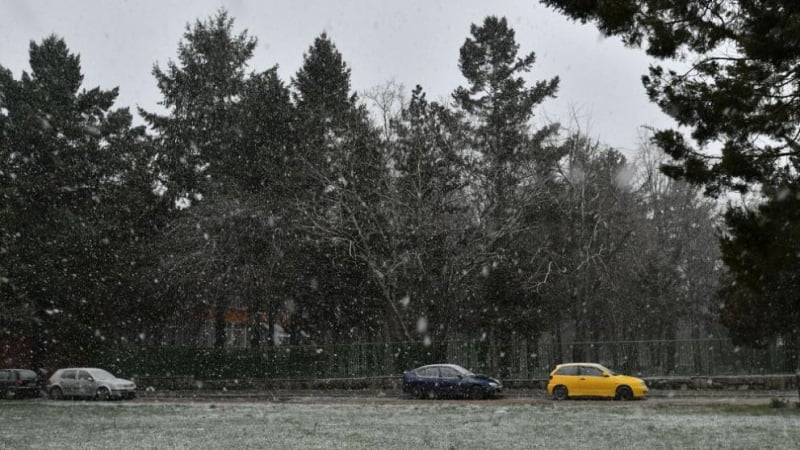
[0,36,163,366]
[1,10,732,375]
[541,0,800,350]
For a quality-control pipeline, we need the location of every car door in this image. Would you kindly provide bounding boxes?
[59,370,78,395]
[437,366,463,395]
[593,366,619,397]
[417,366,440,392]
[579,365,606,396]
[77,370,96,398]
[553,365,581,396]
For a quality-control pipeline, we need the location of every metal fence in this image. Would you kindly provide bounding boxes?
[562,339,796,377]
[99,337,798,380]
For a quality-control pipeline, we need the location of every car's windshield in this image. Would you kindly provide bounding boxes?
[88,369,115,381]
[454,366,475,377]
[596,365,617,375]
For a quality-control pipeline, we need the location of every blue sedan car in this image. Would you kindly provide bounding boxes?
[402,364,502,399]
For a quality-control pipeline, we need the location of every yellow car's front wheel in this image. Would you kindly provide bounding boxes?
[615,385,633,401]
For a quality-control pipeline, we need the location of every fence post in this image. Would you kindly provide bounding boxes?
[795,370,799,402]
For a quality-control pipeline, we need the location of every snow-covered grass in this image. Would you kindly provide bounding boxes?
[1,400,799,449]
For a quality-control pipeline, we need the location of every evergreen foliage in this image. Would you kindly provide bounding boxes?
[541,0,800,353]
[0,10,728,374]
[0,36,163,367]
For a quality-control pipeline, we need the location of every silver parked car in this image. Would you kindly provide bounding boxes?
[47,368,136,400]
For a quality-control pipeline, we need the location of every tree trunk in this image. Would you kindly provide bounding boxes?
[795,339,800,403]
[214,303,227,349]
[691,321,703,374]
[266,299,275,347]
[665,327,677,375]
[786,332,800,403]
[31,304,48,370]
[554,311,563,364]
[249,310,261,349]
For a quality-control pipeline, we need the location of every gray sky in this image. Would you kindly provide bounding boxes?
[1,0,676,156]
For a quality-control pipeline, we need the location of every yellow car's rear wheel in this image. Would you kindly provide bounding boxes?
[553,385,568,400]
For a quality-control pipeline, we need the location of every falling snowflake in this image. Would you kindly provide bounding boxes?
[416,317,428,333]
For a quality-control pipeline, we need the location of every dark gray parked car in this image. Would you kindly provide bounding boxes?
[0,369,41,399]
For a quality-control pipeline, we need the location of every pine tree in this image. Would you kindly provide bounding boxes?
[141,9,257,201]
[293,33,383,198]
[239,67,296,195]
[453,16,560,219]
[452,17,561,371]
[143,10,298,348]
[291,34,398,342]
[0,36,161,367]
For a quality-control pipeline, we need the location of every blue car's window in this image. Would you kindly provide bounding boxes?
[417,367,438,377]
[439,367,460,378]
[0,371,8,381]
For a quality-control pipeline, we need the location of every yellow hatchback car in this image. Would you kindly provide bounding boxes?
[547,362,648,400]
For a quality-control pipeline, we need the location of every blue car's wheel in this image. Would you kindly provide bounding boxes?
[469,386,485,400]
[411,387,425,399]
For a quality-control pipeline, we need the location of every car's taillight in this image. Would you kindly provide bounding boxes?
[16,379,23,386]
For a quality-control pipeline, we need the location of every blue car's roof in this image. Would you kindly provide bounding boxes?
[413,363,472,373]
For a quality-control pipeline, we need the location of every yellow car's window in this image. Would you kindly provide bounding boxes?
[581,366,603,377]
[556,366,578,376]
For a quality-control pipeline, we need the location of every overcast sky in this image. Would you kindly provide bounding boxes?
[1,0,677,156]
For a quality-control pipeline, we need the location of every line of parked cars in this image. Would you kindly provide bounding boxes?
[0,367,136,401]
[402,362,648,400]
[4,361,647,401]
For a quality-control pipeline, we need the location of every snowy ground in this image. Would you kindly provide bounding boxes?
[1,399,799,449]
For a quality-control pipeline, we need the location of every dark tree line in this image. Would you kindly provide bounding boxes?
[541,0,800,367]
[1,11,723,370]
